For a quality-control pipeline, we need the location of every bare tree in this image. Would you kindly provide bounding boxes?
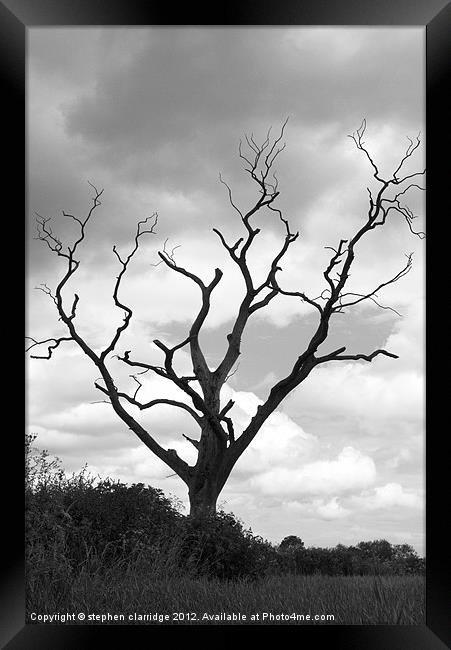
[26,121,425,517]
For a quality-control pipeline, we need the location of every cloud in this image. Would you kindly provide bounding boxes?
[222,388,319,476]
[63,29,423,174]
[270,481,421,525]
[28,28,424,269]
[383,298,425,373]
[250,446,376,497]
[83,444,180,485]
[286,359,423,425]
[352,483,423,510]
[316,497,351,520]
[286,497,351,521]
[385,447,414,470]
[28,425,129,455]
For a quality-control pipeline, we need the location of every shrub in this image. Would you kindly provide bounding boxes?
[25,435,182,589]
[25,435,276,585]
[174,511,276,580]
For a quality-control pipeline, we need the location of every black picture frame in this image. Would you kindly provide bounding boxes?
[2,0,450,647]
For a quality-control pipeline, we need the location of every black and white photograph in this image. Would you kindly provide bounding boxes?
[24,25,428,627]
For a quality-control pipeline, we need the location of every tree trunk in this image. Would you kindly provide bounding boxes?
[187,419,226,517]
[188,477,219,517]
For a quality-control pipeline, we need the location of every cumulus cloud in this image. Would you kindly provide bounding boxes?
[222,388,319,476]
[352,483,423,510]
[83,444,181,485]
[287,360,423,425]
[286,497,351,521]
[316,497,351,520]
[250,446,376,497]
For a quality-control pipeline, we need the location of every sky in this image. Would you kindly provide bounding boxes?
[26,27,425,553]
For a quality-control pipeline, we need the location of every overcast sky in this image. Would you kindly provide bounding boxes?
[26,27,425,553]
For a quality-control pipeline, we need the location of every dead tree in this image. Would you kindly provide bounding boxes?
[27,121,425,517]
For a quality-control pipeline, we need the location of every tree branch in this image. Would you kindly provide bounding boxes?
[101,384,204,426]
[156,248,223,390]
[214,120,306,383]
[335,252,413,314]
[183,434,200,450]
[25,336,73,359]
[314,348,399,364]
[100,213,158,361]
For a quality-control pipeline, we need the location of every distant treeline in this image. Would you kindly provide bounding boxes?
[26,435,424,585]
[276,535,424,576]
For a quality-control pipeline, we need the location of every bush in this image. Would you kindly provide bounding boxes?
[25,434,183,599]
[25,435,276,587]
[174,511,276,580]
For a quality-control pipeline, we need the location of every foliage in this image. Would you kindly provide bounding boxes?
[25,435,274,591]
[175,512,277,580]
[275,540,424,576]
[279,535,305,550]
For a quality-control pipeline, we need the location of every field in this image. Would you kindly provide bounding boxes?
[28,572,424,625]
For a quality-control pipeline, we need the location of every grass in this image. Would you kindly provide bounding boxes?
[27,568,424,625]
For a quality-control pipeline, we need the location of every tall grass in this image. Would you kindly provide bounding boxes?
[28,567,425,625]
